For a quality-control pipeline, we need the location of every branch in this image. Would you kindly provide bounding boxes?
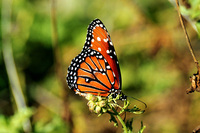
[175,0,200,72]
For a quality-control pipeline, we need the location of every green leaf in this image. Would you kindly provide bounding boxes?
[124,106,144,114]
[126,118,134,132]
[109,114,118,127]
[195,22,200,36]
[0,108,33,133]
[138,121,146,133]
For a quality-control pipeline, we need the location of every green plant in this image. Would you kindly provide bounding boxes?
[0,108,33,133]
[180,0,200,35]
[85,94,146,133]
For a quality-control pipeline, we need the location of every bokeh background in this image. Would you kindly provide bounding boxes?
[1,0,200,132]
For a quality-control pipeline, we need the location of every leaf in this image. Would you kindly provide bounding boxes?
[196,22,200,36]
[109,114,118,127]
[124,106,143,114]
[138,121,146,133]
[125,118,134,132]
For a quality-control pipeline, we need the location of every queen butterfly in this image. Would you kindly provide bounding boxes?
[67,19,127,100]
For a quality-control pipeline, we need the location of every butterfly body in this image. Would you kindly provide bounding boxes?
[67,19,126,100]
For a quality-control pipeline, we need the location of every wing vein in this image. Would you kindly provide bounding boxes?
[96,57,113,86]
[81,61,111,90]
[77,84,108,92]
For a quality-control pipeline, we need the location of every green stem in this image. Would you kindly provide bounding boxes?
[1,0,31,132]
[112,107,128,133]
[50,1,74,131]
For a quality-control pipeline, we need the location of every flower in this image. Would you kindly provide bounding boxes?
[87,101,96,111]
[85,94,97,101]
[99,101,106,107]
[95,106,101,113]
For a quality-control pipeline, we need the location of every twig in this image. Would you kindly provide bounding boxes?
[175,0,200,72]
[50,0,74,131]
[1,0,32,132]
[51,0,58,50]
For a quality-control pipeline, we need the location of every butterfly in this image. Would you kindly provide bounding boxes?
[67,19,127,100]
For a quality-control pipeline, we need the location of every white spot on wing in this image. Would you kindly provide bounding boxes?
[85,78,89,82]
[98,47,101,51]
[113,72,116,77]
[104,38,108,42]
[99,55,103,58]
[106,65,111,69]
[106,50,110,54]
[97,37,101,41]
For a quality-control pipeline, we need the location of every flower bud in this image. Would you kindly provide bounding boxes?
[89,105,95,111]
[87,101,96,111]
[97,96,102,101]
[85,94,96,101]
[95,106,101,113]
[102,107,107,113]
[87,101,94,107]
[99,101,106,107]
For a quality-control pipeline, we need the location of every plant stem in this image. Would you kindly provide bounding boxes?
[50,0,74,131]
[175,0,200,72]
[1,0,31,132]
[112,107,128,133]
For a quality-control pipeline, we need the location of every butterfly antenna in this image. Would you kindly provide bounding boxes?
[127,96,147,113]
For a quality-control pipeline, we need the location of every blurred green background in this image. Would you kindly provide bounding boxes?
[1,0,200,132]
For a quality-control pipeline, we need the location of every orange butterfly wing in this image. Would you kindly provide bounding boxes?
[67,19,126,99]
[84,19,121,90]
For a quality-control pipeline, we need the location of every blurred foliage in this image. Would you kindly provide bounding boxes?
[0,108,32,133]
[34,114,69,133]
[0,108,68,133]
[180,0,200,35]
[1,0,200,133]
